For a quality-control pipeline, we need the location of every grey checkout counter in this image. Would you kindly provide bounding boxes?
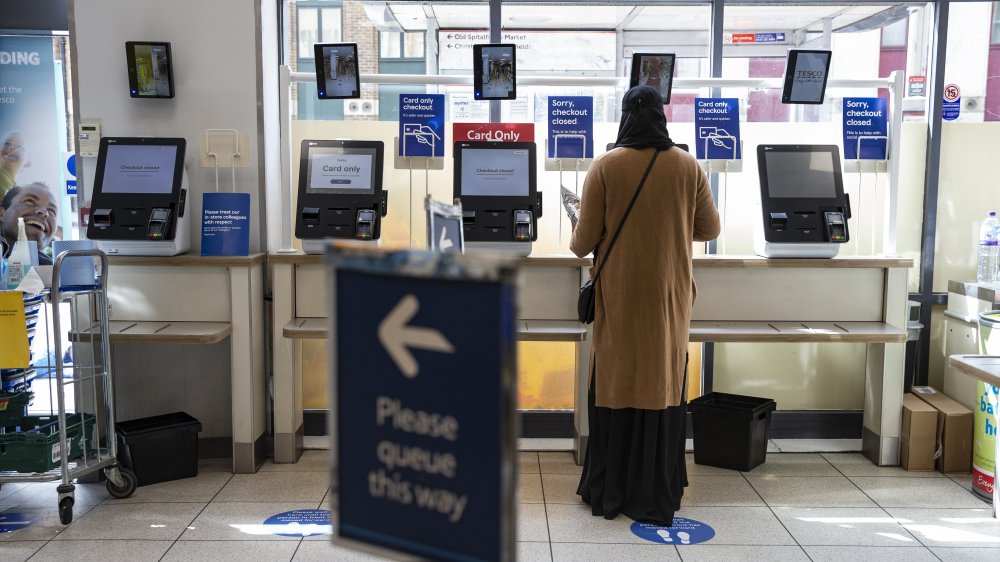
[271,252,912,467]
[73,254,268,473]
[944,281,1000,410]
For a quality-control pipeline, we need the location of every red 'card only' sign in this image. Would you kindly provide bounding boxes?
[452,123,534,143]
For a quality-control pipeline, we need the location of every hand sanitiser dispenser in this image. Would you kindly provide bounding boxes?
[87,137,190,256]
[453,141,541,256]
[754,144,851,258]
[295,140,387,254]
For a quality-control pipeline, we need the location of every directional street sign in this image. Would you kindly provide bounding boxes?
[328,249,518,562]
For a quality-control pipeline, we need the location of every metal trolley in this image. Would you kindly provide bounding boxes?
[0,250,137,524]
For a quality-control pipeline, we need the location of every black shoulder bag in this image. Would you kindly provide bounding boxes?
[578,149,661,324]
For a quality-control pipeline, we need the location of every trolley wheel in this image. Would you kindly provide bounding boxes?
[106,468,138,499]
[59,497,74,525]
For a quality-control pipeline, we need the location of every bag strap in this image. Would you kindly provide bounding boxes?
[592,149,661,282]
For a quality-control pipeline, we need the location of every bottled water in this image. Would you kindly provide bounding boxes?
[978,211,1000,284]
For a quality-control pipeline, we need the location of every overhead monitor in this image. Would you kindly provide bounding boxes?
[126,41,174,98]
[629,53,676,104]
[758,145,843,200]
[301,140,382,196]
[473,44,516,100]
[93,137,185,197]
[781,49,832,104]
[454,142,535,198]
[314,43,360,99]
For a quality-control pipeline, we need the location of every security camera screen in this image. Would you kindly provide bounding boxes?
[784,51,831,104]
[127,42,173,98]
[100,144,178,194]
[630,54,675,103]
[306,146,376,195]
[474,44,515,100]
[315,43,360,99]
[764,151,837,199]
[460,148,530,197]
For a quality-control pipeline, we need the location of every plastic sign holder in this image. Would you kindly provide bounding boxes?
[842,135,889,174]
[843,135,889,256]
[394,136,442,247]
[544,137,590,248]
[697,138,744,174]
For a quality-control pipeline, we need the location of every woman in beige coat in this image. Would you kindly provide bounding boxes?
[571,85,720,525]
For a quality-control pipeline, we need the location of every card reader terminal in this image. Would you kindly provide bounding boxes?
[146,208,173,239]
[355,209,376,240]
[513,210,533,241]
[824,211,847,243]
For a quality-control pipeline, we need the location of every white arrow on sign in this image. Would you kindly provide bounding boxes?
[378,295,454,378]
[439,228,454,251]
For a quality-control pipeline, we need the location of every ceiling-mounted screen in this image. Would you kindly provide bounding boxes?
[629,53,676,104]
[126,41,174,98]
[781,49,832,104]
[473,44,516,101]
[314,43,360,99]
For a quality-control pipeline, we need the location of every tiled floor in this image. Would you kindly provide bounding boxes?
[1,451,997,561]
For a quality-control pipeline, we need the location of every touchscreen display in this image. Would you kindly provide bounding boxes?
[315,43,360,99]
[100,144,178,194]
[306,147,376,194]
[474,44,516,100]
[630,53,676,103]
[127,42,173,98]
[764,151,837,199]
[784,50,831,104]
[459,148,530,197]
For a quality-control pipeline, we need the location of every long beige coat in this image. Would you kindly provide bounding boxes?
[570,146,720,410]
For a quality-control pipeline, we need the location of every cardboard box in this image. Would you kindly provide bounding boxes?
[900,394,937,471]
[912,386,974,473]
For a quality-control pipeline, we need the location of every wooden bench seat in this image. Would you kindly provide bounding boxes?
[689,321,906,343]
[71,320,232,345]
[283,318,587,342]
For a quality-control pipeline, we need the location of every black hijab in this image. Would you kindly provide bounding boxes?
[613,85,676,150]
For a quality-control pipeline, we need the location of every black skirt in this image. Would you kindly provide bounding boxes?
[576,361,688,526]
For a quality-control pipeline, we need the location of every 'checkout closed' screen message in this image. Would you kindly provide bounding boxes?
[101,145,177,194]
[308,151,374,192]
[460,148,529,197]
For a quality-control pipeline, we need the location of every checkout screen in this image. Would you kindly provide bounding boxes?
[765,151,837,199]
[307,148,375,194]
[460,148,530,197]
[101,144,177,194]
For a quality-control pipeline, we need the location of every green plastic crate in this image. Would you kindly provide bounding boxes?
[0,392,33,426]
[0,414,98,473]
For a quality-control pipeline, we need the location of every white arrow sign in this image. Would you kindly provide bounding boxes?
[439,227,454,251]
[378,295,454,378]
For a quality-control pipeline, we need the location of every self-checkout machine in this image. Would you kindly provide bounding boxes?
[394,93,445,247]
[86,137,191,256]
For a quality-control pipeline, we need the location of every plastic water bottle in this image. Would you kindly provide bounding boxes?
[978,211,1000,284]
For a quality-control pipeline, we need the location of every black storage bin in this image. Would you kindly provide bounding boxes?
[689,392,776,471]
[116,412,201,486]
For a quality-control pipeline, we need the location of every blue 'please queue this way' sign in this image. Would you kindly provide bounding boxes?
[332,257,516,562]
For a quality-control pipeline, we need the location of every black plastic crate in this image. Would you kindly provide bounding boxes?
[689,392,776,472]
[116,412,201,487]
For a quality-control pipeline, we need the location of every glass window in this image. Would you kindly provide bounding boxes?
[322,7,342,42]
[380,31,402,58]
[297,7,318,57]
[404,32,424,58]
[882,17,909,47]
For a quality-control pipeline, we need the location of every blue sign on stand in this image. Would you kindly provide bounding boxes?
[399,94,445,158]
[548,96,593,159]
[201,192,250,256]
[694,98,741,160]
[262,509,333,537]
[631,519,716,545]
[843,98,888,160]
[329,250,518,562]
[66,155,77,195]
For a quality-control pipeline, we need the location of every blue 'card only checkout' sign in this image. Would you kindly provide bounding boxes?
[694,98,741,160]
[399,94,445,158]
[330,251,517,562]
[548,96,593,159]
[842,97,888,160]
[201,192,250,256]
